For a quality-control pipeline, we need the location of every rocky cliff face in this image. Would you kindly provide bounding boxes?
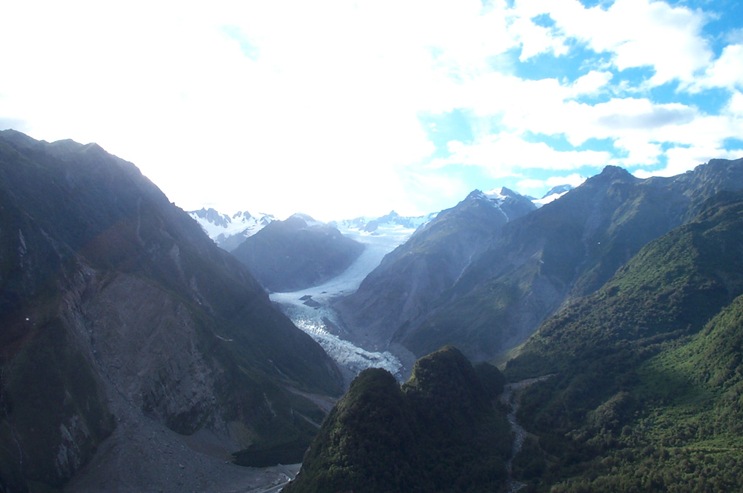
[0,130,343,491]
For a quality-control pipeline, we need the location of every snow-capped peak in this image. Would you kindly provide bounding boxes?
[288,213,324,228]
[332,211,435,236]
[188,208,275,251]
[482,186,523,204]
[532,185,573,207]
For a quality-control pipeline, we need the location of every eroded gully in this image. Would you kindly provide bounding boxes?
[499,375,554,493]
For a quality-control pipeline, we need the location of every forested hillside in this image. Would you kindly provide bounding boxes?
[284,346,512,493]
[504,192,743,491]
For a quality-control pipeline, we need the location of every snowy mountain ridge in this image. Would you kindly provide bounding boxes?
[188,207,276,251]
[188,185,568,380]
[189,184,568,254]
[531,184,573,207]
[482,186,522,203]
[190,206,436,252]
[332,210,437,236]
[466,185,566,210]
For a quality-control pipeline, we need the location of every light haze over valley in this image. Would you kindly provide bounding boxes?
[1,0,743,491]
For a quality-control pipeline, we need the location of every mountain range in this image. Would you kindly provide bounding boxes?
[188,208,276,251]
[278,164,743,492]
[189,207,435,254]
[3,127,743,491]
[335,160,743,364]
[334,187,538,354]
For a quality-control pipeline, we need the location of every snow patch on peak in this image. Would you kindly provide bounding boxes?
[532,185,573,207]
[288,213,324,228]
[333,211,434,237]
[472,187,527,206]
[188,208,275,251]
[483,187,510,203]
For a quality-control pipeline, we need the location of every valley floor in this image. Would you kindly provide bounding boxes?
[64,389,301,493]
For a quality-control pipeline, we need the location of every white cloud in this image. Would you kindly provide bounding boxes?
[519,0,712,86]
[0,0,446,220]
[692,44,743,91]
[438,132,611,176]
[569,71,614,98]
[0,0,740,219]
[612,138,663,166]
[434,82,742,177]
[517,172,586,192]
[635,143,743,178]
[728,91,743,115]
[509,16,569,61]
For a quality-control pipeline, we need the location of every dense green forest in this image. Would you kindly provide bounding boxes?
[504,193,743,491]
[283,193,743,492]
[284,347,512,493]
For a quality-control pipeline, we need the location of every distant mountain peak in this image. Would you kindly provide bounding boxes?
[543,184,573,197]
[334,211,434,234]
[191,207,231,228]
[465,187,535,211]
[378,210,401,221]
[466,189,501,204]
[232,213,364,292]
[232,210,254,220]
[287,212,323,228]
[532,184,574,207]
[573,165,637,194]
[188,207,276,251]
[597,164,637,181]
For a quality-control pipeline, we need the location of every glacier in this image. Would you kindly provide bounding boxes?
[270,222,419,379]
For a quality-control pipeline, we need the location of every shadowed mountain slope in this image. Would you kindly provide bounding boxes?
[338,160,743,362]
[232,214,364,292]
[0,130,343,491]
[335,188,536,351]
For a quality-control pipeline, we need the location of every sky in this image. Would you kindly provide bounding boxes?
[1,0,742,221]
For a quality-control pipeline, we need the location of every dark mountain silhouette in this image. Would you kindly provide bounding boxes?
[335,187,536,352]
[232,214,364,292]
[0,130,343,491]
[283,346,511,493]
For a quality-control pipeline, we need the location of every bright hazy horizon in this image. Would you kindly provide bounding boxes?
[2,0,742,221]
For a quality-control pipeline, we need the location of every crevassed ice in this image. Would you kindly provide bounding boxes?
[293,317,402,376]
[269,226,413,377]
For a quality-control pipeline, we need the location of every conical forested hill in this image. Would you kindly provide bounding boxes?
[284,346,512,493]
